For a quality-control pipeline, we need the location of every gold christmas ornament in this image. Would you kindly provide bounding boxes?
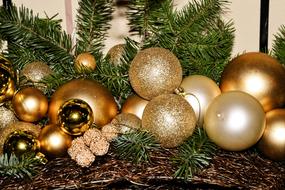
[83,128,102,147]
[204,91,266,151]
[38,124,72,158]
[101,123,119,142]
[48,79,118,127]
[106,44,125,65]
[0,121,41,155]
[220,52,285,112]
[179,75,221,127]
[111,113,141,134]
[142,94,196,148]
[75,52,96,71]
[129,47,183,100]
[121,94,149,119]
[0,106,18,129]
[21,61,53,83]
[12,87,48,122]
[258,109,285,161]
[58,99,93,136]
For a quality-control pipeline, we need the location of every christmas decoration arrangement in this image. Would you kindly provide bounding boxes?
[0,0,284,189]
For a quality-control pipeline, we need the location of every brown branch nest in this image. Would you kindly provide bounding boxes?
[0,148,284,190]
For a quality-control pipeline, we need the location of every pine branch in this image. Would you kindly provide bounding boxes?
[172,127,217,180]
[272,25,285,65]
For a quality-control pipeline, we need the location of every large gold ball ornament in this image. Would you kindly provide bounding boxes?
[121,94,149,119]
[75,52,96,71]
[0,106,18,129]
[106,44,125,65]
[58,99,93,136]
[258,109,285,161]
[48,79,118,127]
[220,52,285,112]
[204,91,266,151]
[129,47,183,100]
[142,94,196,148]
[38,124,72,158]
[179,75,221,127]
[12,87,48,122]
[21,61,53,83]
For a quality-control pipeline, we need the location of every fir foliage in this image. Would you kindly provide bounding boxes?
[272,25,285,65]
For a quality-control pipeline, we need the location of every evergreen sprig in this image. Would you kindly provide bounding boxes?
[272,25,285,65]
[172,127,217,180]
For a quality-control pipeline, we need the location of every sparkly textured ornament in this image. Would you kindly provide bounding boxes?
[74,52,96,71]
[129,47,182,100]
[48,79,118,127]
[21,61,53,83]
[121,94,149,119]
[111,113,141,134]
[142,94,196,148]
[258,109,285,161]
[179,75,221,127]
[0,121,40,155]
[220,52,285,112]
[83,128,102,147]
[12,87,48,122]
[58,99,93,136]
[204,91,266,151]
[106,44,125,65]
[38,124,72,158]
[101,123,119,142]
[0,106,17,129]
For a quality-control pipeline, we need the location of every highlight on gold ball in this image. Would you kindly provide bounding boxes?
[74,52,97,72]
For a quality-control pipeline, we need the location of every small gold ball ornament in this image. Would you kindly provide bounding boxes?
[111,113,141,134]
[38,124,72,158]
[0,106,18,129]
[258,109,285,161]
[106,44,125,65]
[75,52,96,71]
[220,52,285,112]
[58,99,93,136]
[129,47,183,100]
[142,94,196,148]
[12,87,48,122]
[204,91,266,151]
[21,61,53,83]
[121,94,149,119]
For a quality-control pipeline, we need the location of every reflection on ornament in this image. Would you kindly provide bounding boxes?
[12,87,48,122]
[258,109,285,161]
[204,91,265,151]
[106,44,125,65]
[21,61,53,83]
[75,52,96,71]
[58,99,93,136]
[142,94,196,148]
[121,94,149,119]
[48,79,118,127]
[129,47,182,100]
[0,106,18,129]
[220,52,285,112]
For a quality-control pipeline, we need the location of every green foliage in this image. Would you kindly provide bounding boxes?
[272,25,285,65]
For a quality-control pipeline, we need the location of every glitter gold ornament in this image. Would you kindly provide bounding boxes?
[204,91,266,151]
[142,94,196,148]
[129,47,183,100]
[0,121,40,155]
[58,99,93,136]
[12,87,48,122]
[106,44,125,65]
[75,52,96,71]
[38,124,72,158]
[258,109,285,161]
[220,52,285,112]
[101,123,119,142]
[0,106,18,129]
[111,113,141,134]
[121,94,149,119]
[21,61,53,83]
[48,79,118,127]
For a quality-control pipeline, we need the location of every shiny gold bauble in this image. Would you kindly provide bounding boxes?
[129,47,183,100]
[142,94,196,148]
[179,75,221,127]
[0,106,18,129]
[220,52,285,112]
[38,124,72,158]
[121,94,149,119]
[12,87,48,122]
[0,121,41,155]
[106,44,125,65]
[48,79,118,127]
[75,52,96,71]
[21,61,53,83]
[58,99,93,136]
[258,109,285,161]
[204,91,266,151]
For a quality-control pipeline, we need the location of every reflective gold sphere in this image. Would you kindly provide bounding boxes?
[75,52,96,71]
[258,109,285,161]
[48,79,118,127]
[12,87,48,122]
[220,52,285,112]
[121,94,149,119]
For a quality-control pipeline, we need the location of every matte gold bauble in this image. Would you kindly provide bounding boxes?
[12,87,48,122]
[38,124,72,158]
[75,52,96,71]
[179,75,221,127]
[129,47,182,100]
[258,109,285,161]
[204,91,266,151]
[48,79,118,127]
[0,121,41,155]
[142,94,196,148]
[220,52,285,112]
[106,44,125,65]
[0,106,18,129]
[21,61,53,83]
[58,99,93,136]
[121,94,149,119]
